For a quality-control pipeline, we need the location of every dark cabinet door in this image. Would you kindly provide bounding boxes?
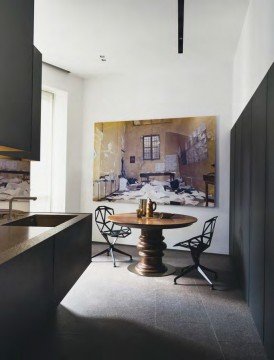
[0,0,34,151]
[249,75,267,339]
[0,46,42,160]
[30,46,42,160]
[54,216,92,305]
[229,125,236,256]
[240,102,252,302]
[230,62,274,358]
[234,118,243,278]
[0,239,54,355]
[265,63,274,359]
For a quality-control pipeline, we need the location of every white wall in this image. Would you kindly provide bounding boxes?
[42,64,84,212]
[81,57,233,255]
[232,0,274,122]
[30,91,54,212]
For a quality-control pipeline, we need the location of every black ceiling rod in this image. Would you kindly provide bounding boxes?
[178,0,184,53]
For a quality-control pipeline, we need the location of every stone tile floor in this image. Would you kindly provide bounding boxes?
[24,243,266,360]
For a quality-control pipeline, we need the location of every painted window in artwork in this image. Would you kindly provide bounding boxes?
[143,135,160,160]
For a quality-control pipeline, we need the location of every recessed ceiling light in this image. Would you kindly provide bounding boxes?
[99,55,107,62]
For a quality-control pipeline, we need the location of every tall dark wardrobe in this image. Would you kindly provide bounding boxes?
[230,62,274,359]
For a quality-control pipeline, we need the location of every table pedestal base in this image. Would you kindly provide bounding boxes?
[128,228,176,277]
[128,262,176,277]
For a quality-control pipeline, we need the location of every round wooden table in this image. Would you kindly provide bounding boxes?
[108,213,197,277]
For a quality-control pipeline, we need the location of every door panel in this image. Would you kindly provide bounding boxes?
[30,46,42,160]
[0,47,42,160]
[241,102,252,302]
[54,217,92,305]
[0,0,34,151]
[234,117,243,281]
[265,63,274,359]
[249,76,267,339]
[0,239,54,354]
[229,125,236,256]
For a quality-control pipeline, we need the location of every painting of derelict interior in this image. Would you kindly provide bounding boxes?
[93,116,216,207]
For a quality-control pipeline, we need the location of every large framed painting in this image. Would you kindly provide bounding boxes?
[93,116,216,207]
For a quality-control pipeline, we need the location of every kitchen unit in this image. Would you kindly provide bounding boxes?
[0,213,92,356]
[0,0,42,160]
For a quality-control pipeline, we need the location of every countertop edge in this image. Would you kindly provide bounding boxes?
[0,212,92,266]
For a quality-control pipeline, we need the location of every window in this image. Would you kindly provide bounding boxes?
[143,135,160,160]
[30,91,54,212]
[30,89,68,212]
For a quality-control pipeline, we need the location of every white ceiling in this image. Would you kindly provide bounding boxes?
[34,0,250,78]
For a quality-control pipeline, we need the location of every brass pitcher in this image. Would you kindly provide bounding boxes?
[146,198,157,218]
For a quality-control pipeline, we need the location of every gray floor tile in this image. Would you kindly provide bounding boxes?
[197,290,261,343]
[156,321,224,360]
[156,287,208,324]
[210,316,261,344]
[22,243,265,360]
[220,341,267,359]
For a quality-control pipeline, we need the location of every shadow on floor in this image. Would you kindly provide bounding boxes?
[172,265,238,292]
[23,306,221,360]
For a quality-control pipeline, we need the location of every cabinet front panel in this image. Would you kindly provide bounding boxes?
[234,118,243,280]
[241,102,252,302]
[0,0,34,151]
[249,76,267,339]
[229,125,236,256]
[265,63,274,359]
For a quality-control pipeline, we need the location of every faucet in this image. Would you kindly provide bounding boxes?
[8,196,37,220]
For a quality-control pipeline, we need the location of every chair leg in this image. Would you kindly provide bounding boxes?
[91,248,109,260]
[113,247,133,261]
[110,248,116,267]
[197,266,214,288]
[200,265,218,280]
[174,265,195,284]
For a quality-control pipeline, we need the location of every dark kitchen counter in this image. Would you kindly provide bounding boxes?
[0,211,92,356]
[0,212,91,266]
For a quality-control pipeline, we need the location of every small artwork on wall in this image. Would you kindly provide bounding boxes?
[93,116,216,207]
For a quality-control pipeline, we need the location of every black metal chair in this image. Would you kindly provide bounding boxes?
[173,216,218,289]
[92,206,133,267]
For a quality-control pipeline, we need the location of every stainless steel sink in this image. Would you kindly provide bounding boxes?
[4,214,76,227]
